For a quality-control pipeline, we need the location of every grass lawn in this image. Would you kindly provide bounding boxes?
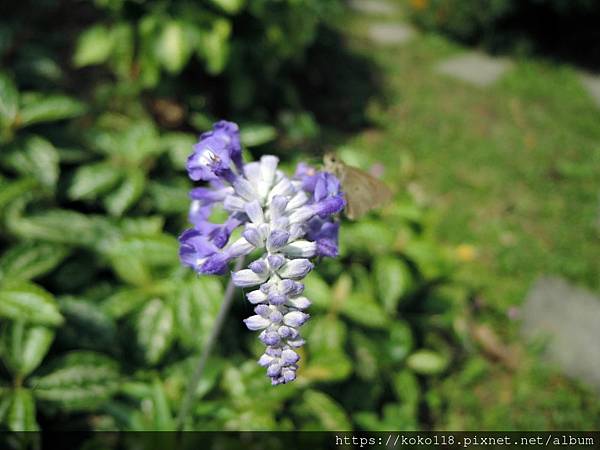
[333,3,600,429]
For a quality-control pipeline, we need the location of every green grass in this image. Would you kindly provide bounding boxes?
[334,3,600,429]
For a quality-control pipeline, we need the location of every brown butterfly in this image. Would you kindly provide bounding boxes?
[323,153,393,220]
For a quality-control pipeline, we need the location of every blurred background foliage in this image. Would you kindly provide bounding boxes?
[0,0,599,438]
[409,0,600,70]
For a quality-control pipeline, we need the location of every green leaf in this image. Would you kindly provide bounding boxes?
[101,288,150,319]
[148,181,190,214]
[7,388,39,431]
[387,321,414,363]
[162,132,196,169]
[208,0,245,14]
[406,349,449,375]
[8,209,111,247]
[351,331,380,380]
[119,216,165,236]
[303,351,352,382]
[355,403,417,431]
[0,72,19,129]
[73,24,115,67]
[240,123,277,147]
[0,281,63,326]
[340,293,388,329]
[29,351,120,410]
[1,322,54,377]
[155,20,191,74]
[108,233,178,267]
[340,221,396,255]
[149,377,174,430]
[197,19,231,75]
[301,390,351,430]
[404,240,453,280]
[18,93,86,127]
[392,370,420,409]
[136,298,175,365]
[0,178,38,212]
[0,241,69,281]
[175,276,223,350]
[302,273,331,310]
[2,136,60,188]
[305,315,346,351]
[374,256,413,313]
[103,168,145,216]
[68,162,122,200]
[57,296,117,352]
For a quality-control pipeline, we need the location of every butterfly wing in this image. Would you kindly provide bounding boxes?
[341,165,393,220]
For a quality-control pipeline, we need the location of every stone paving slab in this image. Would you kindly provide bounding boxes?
[435,52,513,87]
[521,276,600,393]
[579,72,600,108]
[349,0,397,15]
[367,23,415,46]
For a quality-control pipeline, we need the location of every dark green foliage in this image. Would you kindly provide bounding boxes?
[409,0,600,69]
[1,0,472,434]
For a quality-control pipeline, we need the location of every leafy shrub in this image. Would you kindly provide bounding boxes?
[0,64,466,432]
[0,0,465,436]
[409,0,600,68]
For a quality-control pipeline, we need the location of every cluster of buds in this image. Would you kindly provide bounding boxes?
[179,121,344,384]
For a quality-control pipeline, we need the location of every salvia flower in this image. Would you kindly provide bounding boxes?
[179,120,345,385]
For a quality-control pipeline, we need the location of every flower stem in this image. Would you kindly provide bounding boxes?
[176,257,245,431]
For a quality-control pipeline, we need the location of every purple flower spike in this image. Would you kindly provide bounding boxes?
[179,120,344,385]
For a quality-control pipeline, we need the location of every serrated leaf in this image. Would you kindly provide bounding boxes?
[0,281,63,326]
[108,233,178,267]
[0,72,19,129]
[406,349,449,375]
[18,93,86,127]
[301,390,351,430]
[7,389,39,431]
[2,136,59,188]
[103,168,145,216]
[136,298,175,364]
[68,162,122,200]
[8,209,112,247]
[101,288,150,319]
[175,276,223,350]
[29,351,120,410]
[0,241,69,281]
[374,256,412,313]
[1,321,54,377]
[73,24,115,67]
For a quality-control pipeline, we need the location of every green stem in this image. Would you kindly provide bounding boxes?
[175,257,245,431]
